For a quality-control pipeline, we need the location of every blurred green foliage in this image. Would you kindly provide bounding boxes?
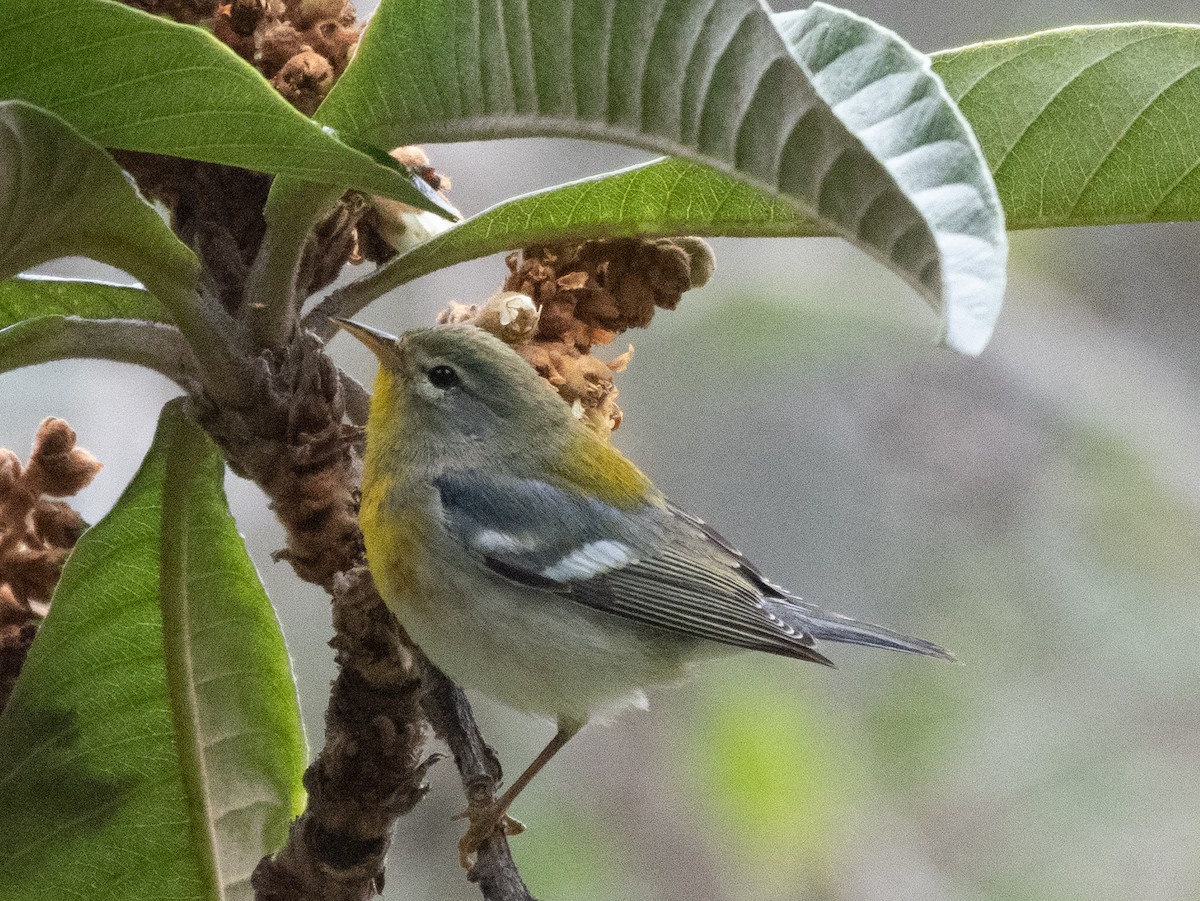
[679,671,867,892]
[1072,428,1200,590]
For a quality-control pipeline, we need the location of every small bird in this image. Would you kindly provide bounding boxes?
[337,320,953,867]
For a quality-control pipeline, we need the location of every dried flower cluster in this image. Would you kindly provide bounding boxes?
[130,0,359,114]
[439,237,715,431]
[118,0,360,305]
[0,419,101,711]
[214,0,360,115]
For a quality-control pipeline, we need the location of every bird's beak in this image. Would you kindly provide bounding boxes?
[333,318,401,362]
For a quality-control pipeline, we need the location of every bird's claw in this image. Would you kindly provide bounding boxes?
[453,803,526,869]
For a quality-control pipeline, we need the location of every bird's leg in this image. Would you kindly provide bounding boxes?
[455,720,581,868]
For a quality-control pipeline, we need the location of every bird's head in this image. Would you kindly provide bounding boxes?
[335,320,575,466]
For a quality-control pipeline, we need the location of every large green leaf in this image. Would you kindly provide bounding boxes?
[778,4,1005,353]
[0,276,167,330]
[0,0,450,214]
[0,101,198,296]
[317,2,1005,354]
[374,21,1200,265]
[933,22,1200,228]
[0,402,306,901]
[332,18,1200,351]
[318,0,1004,351]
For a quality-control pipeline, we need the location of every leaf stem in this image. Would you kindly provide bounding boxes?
[245,181,342,351]
[0,317,201,390]
[304,274,383,343]
[147,281,249,405]
[337,368,371,427]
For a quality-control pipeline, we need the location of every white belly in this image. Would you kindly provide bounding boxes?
[402,540,716,726]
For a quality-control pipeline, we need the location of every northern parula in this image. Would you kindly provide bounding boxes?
[337,319,952,866]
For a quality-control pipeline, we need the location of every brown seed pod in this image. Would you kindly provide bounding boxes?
[23,419,102,498]
[0,419,100,710]
[448,237,713,431]
[256,21,309,76]
[270,48,335,115]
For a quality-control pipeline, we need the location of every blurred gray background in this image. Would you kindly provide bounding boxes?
[5,1,1200,898]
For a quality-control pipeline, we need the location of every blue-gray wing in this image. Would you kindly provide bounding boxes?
[434,471,831,663]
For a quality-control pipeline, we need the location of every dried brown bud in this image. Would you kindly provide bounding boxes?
[229,0,269,34]
[303,17,360,75]
[24,419,102,498]
[501,237,711,355]
[285,0,349,28]
[608,344,634,373]
[387,146,453,194]
[436,300,477,326]
[391,146,430,170]
[1,416,97,649]
[31,501,88,550]
[6,548,66,608]
[210,9,258,61]
[436,294,541,345]
[456,237,714,430]
[133,0,219,25]
[520,341,626,432]
[271,48,335,115]
[31,418,76,459]
[389,147,452,195]
[0,585,26,625]
[474,293,540,343]
[0,450,22,494]
[257,21,308,76]
[673,236,716,289]
[0,613,38,713]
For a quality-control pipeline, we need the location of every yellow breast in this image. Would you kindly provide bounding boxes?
[359,367,435,619]
[360,471,440,621]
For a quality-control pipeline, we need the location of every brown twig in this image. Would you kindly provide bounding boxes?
[251,568,438,901]
[421,668,538,900]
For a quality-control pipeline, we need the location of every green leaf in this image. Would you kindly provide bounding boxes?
[0,101,198,299]
[0,106,236,383]
[0,276,167,330]
[319,0,1005,351]
[0,0,449,213]
[778,4,1005,354]
[307,158,807,338]
[323,2,1005,354]
[931,23,1200,228]
[0,402,306,901]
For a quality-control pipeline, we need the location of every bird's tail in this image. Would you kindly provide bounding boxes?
[767,598,956,662]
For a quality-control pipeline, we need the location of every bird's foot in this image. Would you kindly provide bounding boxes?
[453,802,526,869]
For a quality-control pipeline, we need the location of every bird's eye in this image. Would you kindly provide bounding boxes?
[428,365,460,390]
